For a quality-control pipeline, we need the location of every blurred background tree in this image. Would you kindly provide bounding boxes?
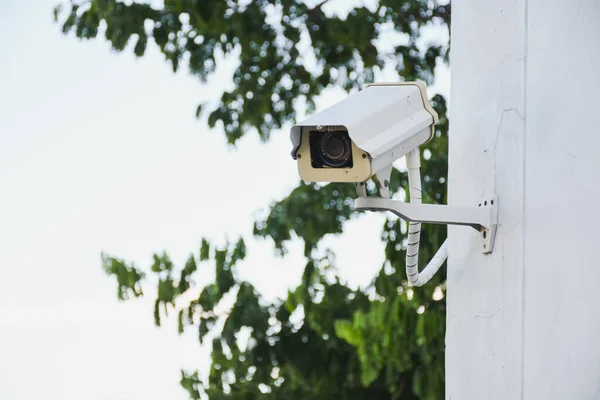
[56,1,450,398]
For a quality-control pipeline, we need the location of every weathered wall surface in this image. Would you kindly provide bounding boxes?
[447,0,600,398]
[523,1,600,398]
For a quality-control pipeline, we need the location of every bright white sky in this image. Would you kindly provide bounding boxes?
[0,1,448,399]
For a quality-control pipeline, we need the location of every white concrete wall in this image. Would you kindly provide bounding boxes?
[447,1,600,399]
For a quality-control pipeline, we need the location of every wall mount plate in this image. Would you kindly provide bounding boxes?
[477,196,498,254]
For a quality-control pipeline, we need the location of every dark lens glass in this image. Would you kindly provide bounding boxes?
[323,136,344,159]
[309,130,353,168]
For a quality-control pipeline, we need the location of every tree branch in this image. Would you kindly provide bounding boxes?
[307,0,331,14]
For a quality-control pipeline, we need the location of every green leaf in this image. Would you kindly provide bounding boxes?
[334,320,357,345]
[134,34,147,57]
[178,309,185,334]
[178,254,197,294]
[52,5,61,22]
[101,253,144,300]
[199,238,210,261]
[195,103,204,119]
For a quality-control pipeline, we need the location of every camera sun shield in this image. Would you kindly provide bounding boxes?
[290,82,438,183]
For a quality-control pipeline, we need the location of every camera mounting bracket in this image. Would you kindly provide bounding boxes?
[354,196,498,254]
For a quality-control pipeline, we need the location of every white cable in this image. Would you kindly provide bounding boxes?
[413,239,449,286]
[405,147,423,286]
[404,147,449,287]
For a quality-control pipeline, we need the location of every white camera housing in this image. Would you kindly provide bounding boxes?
[290,82,439,183]
[288,81,499,286]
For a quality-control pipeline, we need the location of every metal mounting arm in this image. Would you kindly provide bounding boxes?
[355,196,498,254]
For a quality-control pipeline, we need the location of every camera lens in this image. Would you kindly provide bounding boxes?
[309,130,353,168]
[323,136,345,160]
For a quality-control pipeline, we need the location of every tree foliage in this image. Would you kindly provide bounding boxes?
[57,0,451,398]
[55,0,449,143]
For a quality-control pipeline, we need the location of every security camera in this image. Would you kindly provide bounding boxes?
[288,82,499,287]
[290,82,439,183]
